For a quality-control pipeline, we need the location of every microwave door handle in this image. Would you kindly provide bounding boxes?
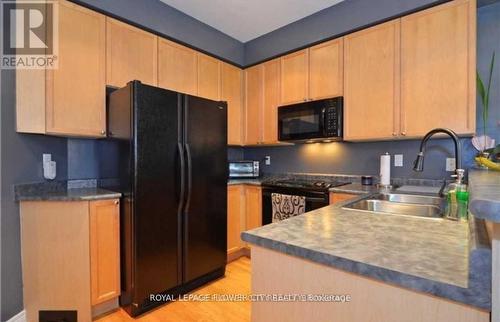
[320,108,327,136]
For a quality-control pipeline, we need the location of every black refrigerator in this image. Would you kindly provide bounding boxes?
[103,81,228,317]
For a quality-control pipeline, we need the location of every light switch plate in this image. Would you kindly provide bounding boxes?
[446,158,456,172]
[265,156,271,165]
[394,154,403,167]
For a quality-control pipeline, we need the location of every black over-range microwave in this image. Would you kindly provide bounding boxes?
[278,97,343,143]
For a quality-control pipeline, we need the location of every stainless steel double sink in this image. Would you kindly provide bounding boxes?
[342,193,446,219]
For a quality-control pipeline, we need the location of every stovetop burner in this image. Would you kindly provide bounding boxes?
[262,179,349,191]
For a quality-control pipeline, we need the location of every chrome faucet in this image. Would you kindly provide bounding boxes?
[413,128,465,185]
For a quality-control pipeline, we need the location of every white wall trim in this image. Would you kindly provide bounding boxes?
[6,310,26,322]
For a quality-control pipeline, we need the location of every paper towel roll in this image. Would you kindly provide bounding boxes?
[380,153,391,186]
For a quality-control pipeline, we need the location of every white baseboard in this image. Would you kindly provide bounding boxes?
[7,310,26,322]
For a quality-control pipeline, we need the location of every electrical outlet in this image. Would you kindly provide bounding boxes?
[446,158,456,172]
[394,154,403,167]
[265,156,271,165]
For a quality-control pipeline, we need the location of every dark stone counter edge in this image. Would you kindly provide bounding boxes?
[241,231,491,311]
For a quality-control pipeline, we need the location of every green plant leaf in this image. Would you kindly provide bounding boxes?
[485,52,495,120]
[477,72,486,107]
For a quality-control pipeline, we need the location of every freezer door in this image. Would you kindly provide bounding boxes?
[133,82,184,303]
[183,95,228,282]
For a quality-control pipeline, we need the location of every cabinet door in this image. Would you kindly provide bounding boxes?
[309,39,344,100]
[280,49,309,105]
[401,0,475,137]
[262,59,280,144]
[46,1,106,137]
[344,20,401,141]
[106,18,158,87]
[245,65,263,145]
[228,185,244,254]
[197,53,221,101]
[90,199,120,305]
[158,39,197,95]
[245,186,262,230]
[222,63,243,145]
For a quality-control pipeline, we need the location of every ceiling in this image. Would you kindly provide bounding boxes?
[159,0,345,42]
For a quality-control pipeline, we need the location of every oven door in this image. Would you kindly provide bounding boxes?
[278,102,325,142]
[261,187,329,225]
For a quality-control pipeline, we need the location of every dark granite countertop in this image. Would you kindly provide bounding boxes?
[469,169,500,222]
[242,195,491,310]
[14,180,121,201]
[227,179,262,186]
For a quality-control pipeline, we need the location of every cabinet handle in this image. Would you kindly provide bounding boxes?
[100,130,106,135]
[401,132,406,136]
[114,200,119,205]
[392,132,397,136]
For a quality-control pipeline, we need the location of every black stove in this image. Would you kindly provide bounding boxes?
[262,179,349,191]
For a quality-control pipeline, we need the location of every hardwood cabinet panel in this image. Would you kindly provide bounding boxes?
[158,39,197,95]
[245,186,262,231]
[401,0,476,137]
[329,192,358,205]
[262,59,281,144]
[197,53,221,101]
[344,20,401,141]
[228,185,244,255]
[245,65,263,145]
[222,63,244,145]
[46,1,106,137]
[20,201,92,322]
[280,49,309,105]
[90,199,120,305]
[309,39,344,100]
[106,18,158,87]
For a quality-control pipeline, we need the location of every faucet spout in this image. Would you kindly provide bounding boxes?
[412,128,462,175]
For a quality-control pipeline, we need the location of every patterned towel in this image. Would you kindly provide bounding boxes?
[271,193,306,223]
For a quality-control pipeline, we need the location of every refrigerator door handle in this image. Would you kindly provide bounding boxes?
[184,143,193,213]
[177,142,186,214]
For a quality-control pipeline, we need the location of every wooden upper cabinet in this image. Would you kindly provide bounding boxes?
[280,49,309,105]
[344,20,401,141]
[197,53,221,101]
[401,0,476,137]
[106,18,158,87]
[46,1,106,137]
[262,59,281,144]
[309,38,344,100]
[222,63,244,145]
[158,39,197,95]
[90,199,120,305]
[245,65,264,145]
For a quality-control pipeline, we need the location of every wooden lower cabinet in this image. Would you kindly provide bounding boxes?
[329,192,359,205]
[245,185,263,230]
[90,199,121,305]
[227,185,245,258]
[227,185,262,260]
[20,199,120,321]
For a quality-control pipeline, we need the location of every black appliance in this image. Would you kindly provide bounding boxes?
[278,97,343,142]
[261,179,349,225]
[229,160,259,178]
[103,81,227,317]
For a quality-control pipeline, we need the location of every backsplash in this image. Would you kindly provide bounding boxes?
[243,139,477,180]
